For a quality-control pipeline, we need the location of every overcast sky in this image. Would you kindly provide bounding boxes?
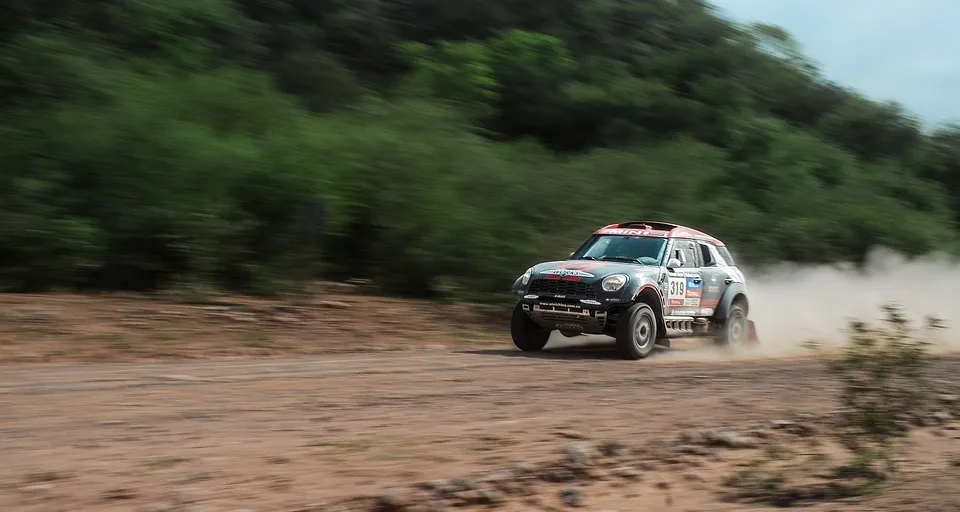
[709,0,960,128]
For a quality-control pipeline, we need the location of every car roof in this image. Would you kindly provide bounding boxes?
[593,221,725,247]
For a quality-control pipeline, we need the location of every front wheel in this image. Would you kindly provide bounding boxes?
[615,303,658,360]
[510,302,551,352]
[714,302,749,346]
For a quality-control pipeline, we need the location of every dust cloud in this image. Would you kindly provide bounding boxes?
[742,247,959,358]
[650,247,960,362]
[546,247,960,361]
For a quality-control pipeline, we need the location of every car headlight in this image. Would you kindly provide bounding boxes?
[602,274,628,292]
[520,268,533,286]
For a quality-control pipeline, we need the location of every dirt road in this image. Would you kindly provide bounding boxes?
[5,342,960,512]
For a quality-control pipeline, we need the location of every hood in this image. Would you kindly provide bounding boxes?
[530,259,661,280]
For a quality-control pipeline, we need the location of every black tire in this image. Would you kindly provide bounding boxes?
[615,303,658,360]
[510,302,551,352]
[714,301,748,346]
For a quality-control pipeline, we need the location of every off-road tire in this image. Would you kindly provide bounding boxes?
[714,301,748,346]
[615,302,658,360]
[510,302,551,352]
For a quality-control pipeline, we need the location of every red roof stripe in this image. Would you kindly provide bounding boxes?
[593,221,725,247]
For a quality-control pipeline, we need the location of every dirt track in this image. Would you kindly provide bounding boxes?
[5,343,960,511]
[4,292,960,511]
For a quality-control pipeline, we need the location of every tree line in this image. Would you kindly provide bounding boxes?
[2,0,959,298]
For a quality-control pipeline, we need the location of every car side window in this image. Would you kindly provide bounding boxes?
[715,246,736,267]
[699,243,717,267]
[669,240,698,268]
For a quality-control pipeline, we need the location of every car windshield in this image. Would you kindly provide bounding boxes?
[572,235,667,266]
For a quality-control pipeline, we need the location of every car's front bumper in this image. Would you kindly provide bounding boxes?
[518,294,627,333]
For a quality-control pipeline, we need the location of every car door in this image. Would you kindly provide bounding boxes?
[663,239,702,317]
[696,242,729,317]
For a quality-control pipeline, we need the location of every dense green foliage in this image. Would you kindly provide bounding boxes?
[2,0,960,297]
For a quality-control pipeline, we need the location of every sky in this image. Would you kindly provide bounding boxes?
[709,0,960,128]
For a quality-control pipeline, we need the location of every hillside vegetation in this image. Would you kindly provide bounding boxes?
[2,0,959,298]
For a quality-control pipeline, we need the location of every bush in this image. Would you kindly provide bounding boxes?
[828,303,941,475]
[724,304,945,505]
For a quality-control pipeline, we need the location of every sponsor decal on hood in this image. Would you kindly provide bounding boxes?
[540,269,595,278]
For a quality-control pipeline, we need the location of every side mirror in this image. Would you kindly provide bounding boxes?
[666,258,682,270]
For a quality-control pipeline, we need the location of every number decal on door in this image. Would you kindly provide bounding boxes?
[667,276,686,299]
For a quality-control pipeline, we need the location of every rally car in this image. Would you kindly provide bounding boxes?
[510,221,758,360]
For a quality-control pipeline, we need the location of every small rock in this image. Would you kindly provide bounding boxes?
[103,488,136,500]
[449,479,472,492]
[557,429,588,440]
[610,467,641,480]
[598,441,627,457]
[561,487,582,507]
[545,467,576,483]
[769,420,816,436]
[677,430,706,445]
[374,491,413,512]
[661,455,686,465]
[672,444,710,456]
[567,442,597,465]
[451,490,483,506]
[704,430,758,449]
[791,423,818,436]
[480,471,511,485]
[496,479,524,495]
[512,462,535,475]
[318,300,351,309]
[895,420,915,432]
[420,480,451,493]
[933,411,953,424]
[769,420,795,429]
[478,489,506,505]
[157,374,202,382]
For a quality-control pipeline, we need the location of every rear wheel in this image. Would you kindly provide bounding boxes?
[714,301,748,346]
[615,303,658,360]
[510,302,551,352]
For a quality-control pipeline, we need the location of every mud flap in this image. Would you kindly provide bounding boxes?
[747,320,759,344]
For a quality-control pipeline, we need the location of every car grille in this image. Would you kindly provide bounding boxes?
[528,279,597,299]
[539,311,590,324]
